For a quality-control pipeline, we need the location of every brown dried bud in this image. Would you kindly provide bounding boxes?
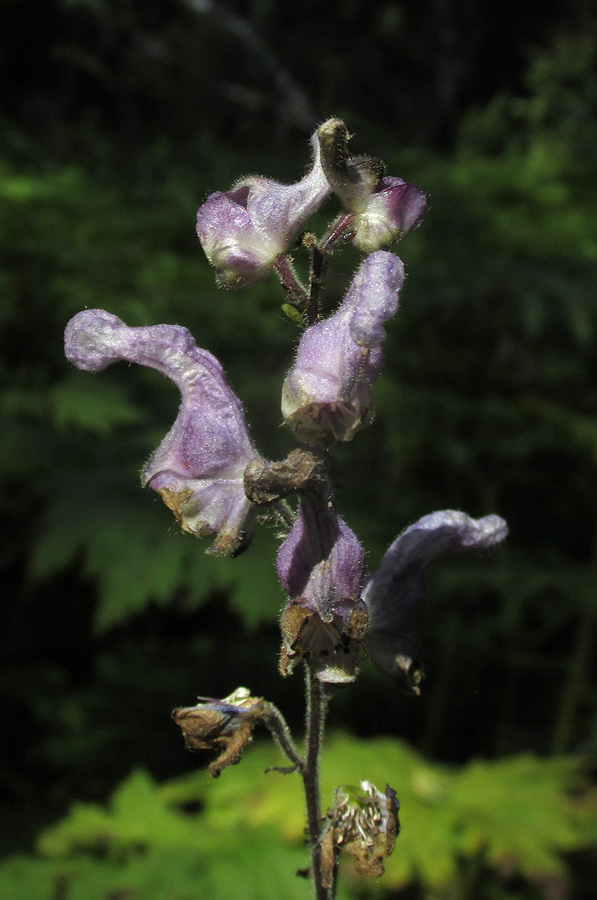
[244,448,330,506]
[326,781,400,877]
[172,687,267,778]
[279,598,369,684]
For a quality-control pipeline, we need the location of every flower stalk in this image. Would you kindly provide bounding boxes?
[64,117,508,900]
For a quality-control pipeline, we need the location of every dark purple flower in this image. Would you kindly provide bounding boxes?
[363,510,508,691]
[64,309,259,556]
[277,496,368,683]
[196,132,331,288]
[282,251,404,445]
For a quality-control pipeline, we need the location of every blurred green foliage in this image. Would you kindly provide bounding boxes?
[0,735,595,900]
[1,1,597,899]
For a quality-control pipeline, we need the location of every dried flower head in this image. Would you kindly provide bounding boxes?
[172,688,267,777]
[324,780,400,878]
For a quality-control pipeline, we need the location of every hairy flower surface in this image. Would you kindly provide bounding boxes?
[196,132,330,288]
[363,511,508,690]
[318,118,426,252]
[277,496,368,683]
[282,251,404,445]
[64,309,259,556]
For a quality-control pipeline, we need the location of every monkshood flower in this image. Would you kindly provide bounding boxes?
[277,495,368,684]
[282,251,404,445]
[363,510,508,692]
[64,309,259,557]
[318,118,426,252]
[196,131,331,288]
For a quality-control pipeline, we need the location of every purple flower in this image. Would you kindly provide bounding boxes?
[64,309,259,556]
[282,251,404,445]
[196,132,331,289]
[318,118,426,252]
[362,511,508,691]
[277,496,368,683]
[351,177,427,253]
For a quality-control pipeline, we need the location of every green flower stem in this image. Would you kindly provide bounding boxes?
[263,703,305,772]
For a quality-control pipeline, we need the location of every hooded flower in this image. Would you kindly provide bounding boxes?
[282,251,404,445]
[64,309,259,556]
[196,131,331,289]
[318,118,426,253]
[363,510,508,691]
[277,495,368,683]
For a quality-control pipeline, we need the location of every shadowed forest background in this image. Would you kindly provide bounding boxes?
[1,1,596,898]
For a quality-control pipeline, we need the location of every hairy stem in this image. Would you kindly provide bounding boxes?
[274,254,309,307]
[263,703,305,772]
[302,666,332,900]
[307,245,328,325]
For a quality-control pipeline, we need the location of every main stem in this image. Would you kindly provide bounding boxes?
[302,666,331,900]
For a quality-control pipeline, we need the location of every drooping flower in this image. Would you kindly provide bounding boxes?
[363,511,508,691]
[282,251,404,445]
[317,118,426,253]
[196,131,331,289]
[64,309,259,556]
[277,495,368,683]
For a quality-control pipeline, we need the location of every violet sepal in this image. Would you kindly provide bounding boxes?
[196,131,331,289]
[363,510,508,688]
[282,250,404,445]
[277,496,368,683]
[64,309,259,556]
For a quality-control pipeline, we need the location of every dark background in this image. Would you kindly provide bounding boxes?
[1,1,596,897]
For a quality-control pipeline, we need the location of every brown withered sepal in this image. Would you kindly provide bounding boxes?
[172,687,267,778]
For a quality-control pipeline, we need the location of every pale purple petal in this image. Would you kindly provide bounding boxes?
[196,131,331,288]
[64,309,259,556]
[281,251,404,444]
[363,511,508,685]
[353,178,427,252]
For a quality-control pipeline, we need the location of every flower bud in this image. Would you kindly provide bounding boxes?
[196,131,331,288]
[172,687,266,777]
[282,251,404,445]
[277,496,368,683]
[317,117,426,252]
[351,177,427,253]
[363,511,508,691]
[64,309,259,556]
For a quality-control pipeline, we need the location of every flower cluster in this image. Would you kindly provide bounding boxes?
[64,118,507,692]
